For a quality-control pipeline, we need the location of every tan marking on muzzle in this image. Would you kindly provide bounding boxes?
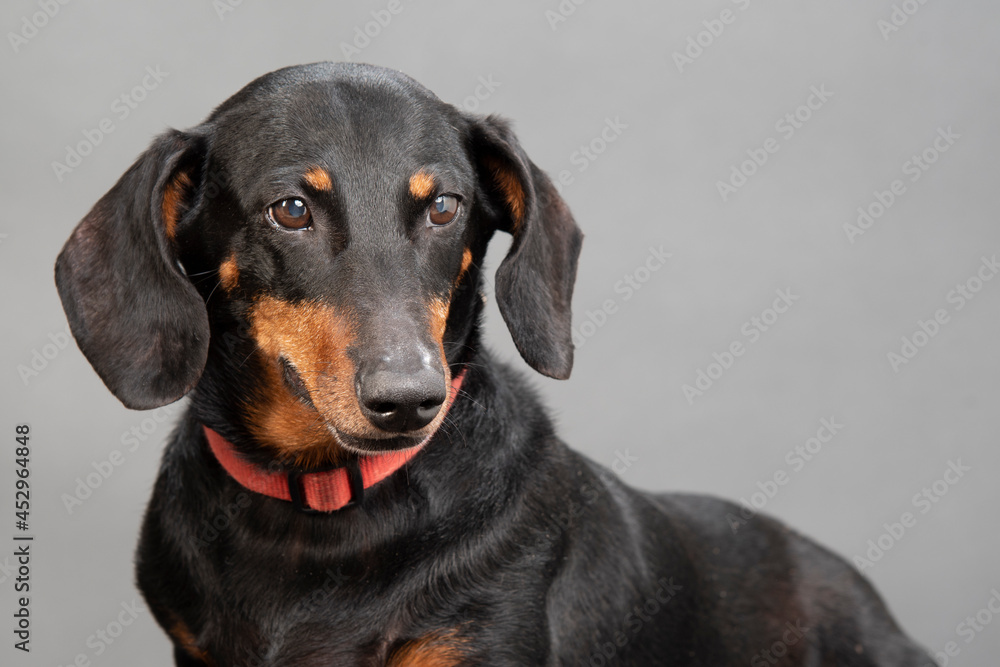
[249,296,458,457]
[248,360,346,467]
[427,297,454,392]
[428,298,450,345]
[248,297,369,465]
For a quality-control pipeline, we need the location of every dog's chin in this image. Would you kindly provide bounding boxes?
[325,426,434,456]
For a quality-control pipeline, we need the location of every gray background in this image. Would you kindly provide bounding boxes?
[2,0,998,665]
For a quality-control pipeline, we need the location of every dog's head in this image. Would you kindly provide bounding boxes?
[55,63,582,465]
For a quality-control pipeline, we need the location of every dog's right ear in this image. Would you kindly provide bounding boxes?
[55,130,211,410]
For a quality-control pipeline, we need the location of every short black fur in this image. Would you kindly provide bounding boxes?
[55,63,930,666]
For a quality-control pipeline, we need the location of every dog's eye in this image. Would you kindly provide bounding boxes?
[267,198,312,230]
[427,195,459,226]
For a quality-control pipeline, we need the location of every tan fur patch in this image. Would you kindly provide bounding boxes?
[161,171,193,240]
[169,619,214,665]
[218,253,239,292]
[483,156,525,230]
[247,297,361,465]
[455,249,473,287]
[248,296,457,459]
[409,170,436,199]
[303,166,333,191]
[248,360,347,467]
[387,629,468,667]
[428,298,450,345]
[427,297,452,384]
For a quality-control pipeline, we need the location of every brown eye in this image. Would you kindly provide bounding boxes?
[267,198,312,230]
[428,194,459,226]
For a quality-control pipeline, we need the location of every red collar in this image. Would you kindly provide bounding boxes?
[204,369,466,513]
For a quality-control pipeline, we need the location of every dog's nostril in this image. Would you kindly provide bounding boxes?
[370,402,396,415]
[358,369,447,434]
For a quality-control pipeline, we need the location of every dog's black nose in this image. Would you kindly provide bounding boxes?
[358,368,447,433]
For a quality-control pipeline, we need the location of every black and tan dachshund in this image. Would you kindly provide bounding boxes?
[55,63,931,666]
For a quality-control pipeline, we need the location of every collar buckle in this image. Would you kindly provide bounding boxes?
[286,469,320,514]
[286,459,365,514]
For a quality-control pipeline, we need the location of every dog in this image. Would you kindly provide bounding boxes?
[55,62,931,666]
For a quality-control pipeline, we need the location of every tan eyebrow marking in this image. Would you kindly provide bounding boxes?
[303,167,333,191]
[409,170,436,199]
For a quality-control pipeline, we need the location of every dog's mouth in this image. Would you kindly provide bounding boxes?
[327,429,433,455]
[279,356,440,455]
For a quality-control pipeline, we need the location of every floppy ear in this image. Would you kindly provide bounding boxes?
[467,115,584,380]
[55,130,210,410]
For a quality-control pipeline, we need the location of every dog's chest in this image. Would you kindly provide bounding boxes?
[201,620,469,667]
[196,591,472,667]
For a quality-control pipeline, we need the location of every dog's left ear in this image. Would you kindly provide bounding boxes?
[466,115,584,380]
